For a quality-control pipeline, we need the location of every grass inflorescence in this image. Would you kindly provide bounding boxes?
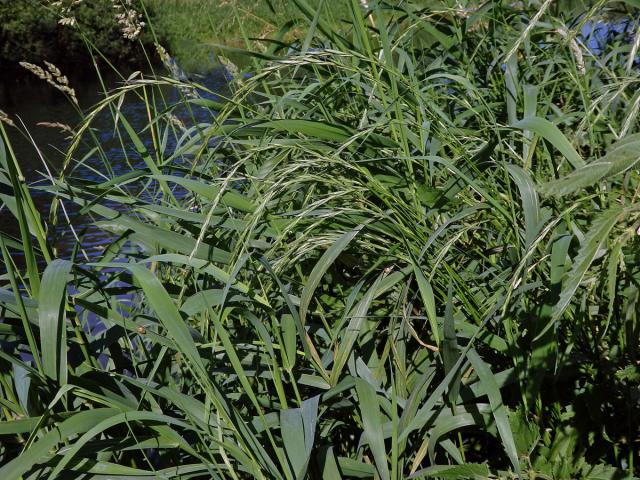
[1,0,640,478]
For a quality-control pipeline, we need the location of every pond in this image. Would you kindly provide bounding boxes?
[0,66,230,262]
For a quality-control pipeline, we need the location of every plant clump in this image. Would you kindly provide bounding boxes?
[0,0,640,479]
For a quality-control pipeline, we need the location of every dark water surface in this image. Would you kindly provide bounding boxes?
[0,67,228,263]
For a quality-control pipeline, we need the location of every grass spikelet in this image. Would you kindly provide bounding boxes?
[556,26,586,74]
[19,61,78,105]
[114,0,146,40]
[0,109,15,127]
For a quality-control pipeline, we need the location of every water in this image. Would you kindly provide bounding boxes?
[0,66,230,263]
[0,17,636,265]
[582,17,638,55]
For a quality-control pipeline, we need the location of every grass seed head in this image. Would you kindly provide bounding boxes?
[19,61,78,105]
[0,110,15,127]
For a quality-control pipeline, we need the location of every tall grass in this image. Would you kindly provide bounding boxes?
[144,0,350,71]
[1,0,640,478]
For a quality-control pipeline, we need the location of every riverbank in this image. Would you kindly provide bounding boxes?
[0,1,147,74]
[143,0,350,72]
[0,65,230,260]
[0,0,347,76]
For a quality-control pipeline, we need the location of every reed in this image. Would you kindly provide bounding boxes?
[1,0,639,478]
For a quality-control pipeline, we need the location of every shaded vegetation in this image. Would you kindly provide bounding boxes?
[0,0,145,71]
[1,0,640,478]
[0,0,348,73]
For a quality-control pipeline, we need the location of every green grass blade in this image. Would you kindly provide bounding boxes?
[355,378,390,480]
[330,273,383,385]
[541,207,625,338]
[123,264,206,376]
[300,224,363,326]
[512,117,585,169]
[38,259,72,385]
[0,408,120,479]
[602,133,640,177]
[280,395,319,479]
[467,349,520,475]
[412,262,440,346]
[540,162,612,197]
[506,164,540,247]
[408,463,490,479]
[542,134,640,197]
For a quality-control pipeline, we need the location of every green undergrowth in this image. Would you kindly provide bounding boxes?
[1,0,640,478]
[144,0,350,72]
[0,0,349,74]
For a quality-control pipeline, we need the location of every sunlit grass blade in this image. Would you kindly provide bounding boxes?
[38,259,72,385]
[512,117,585,169]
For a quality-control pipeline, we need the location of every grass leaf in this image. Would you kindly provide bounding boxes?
[38,259,72,384]
[512,117,584,169]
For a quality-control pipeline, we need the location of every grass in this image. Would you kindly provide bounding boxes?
[1,0,640,478]
[0,0,348,74]
[144,0,350,71]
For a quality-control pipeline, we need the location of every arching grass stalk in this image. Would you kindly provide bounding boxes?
[1,0,640,478]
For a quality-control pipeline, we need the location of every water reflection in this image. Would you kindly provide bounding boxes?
[582,17,638,56]
[0,66,229,264]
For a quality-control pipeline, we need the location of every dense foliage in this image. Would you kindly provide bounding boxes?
[0,0,345,73]
[142,0,349,72]
[0,0,146,71]
[1,0,640,478]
